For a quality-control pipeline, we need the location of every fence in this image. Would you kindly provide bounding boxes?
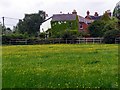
[3,37,120,45]
[4,38,105,45]
[115,37,120,44]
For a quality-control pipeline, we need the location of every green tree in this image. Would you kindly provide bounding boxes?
[88,20,106,37]
[0,22,2,34]
[17,10,46,37]
[101,12,111,21]
[113,1,120,19]
[103,29,120,43]
[103,17,119,32]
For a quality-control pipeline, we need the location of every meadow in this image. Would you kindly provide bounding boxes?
[2,44,118,88]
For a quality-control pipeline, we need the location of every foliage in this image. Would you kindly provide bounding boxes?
[113,3,120,19]
[103,17,119,32]
[0,22,2,35]
[88,15,120,40]
[100,12,111,21]
[17,10,46,37]
[39,32,46,39]
[88,20,106,37]
[61,30,78,39]
[103,29,120,44]
[2,34,28,44]
[2,44,118,88]
[50,17,78,38]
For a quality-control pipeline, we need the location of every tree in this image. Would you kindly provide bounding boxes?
[101,12,111,21]
[113,1,120,19]
[17,10,46,37]
[103,29,120,43]
[0,22,2,39]
[88,20,106,37]
[103,17,118,31]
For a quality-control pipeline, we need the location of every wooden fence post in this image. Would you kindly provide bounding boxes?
[86,38,87,44]
[66,39,67,44]
[93,38,94,44]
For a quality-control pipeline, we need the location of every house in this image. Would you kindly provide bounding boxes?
[85,10,111,21]
[42,10,111,38]
[50,10,92,34]
[85,11,102,21]
[40,17,52,33]
[78,15,93,33]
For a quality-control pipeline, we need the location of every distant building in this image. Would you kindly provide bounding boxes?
[40,17,52,33]
[50,10,92,34]
[41,10,111,37]
[85,11,102,21]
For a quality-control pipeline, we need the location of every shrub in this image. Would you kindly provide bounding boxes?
[103,29,120,44]
[61,30,78,39]
[2,34,28,44]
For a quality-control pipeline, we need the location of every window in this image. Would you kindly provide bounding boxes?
[80,23,83,29]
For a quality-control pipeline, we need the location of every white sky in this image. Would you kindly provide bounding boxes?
[0,0,119,29]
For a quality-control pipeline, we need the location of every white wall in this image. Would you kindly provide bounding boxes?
[40,18,52,32]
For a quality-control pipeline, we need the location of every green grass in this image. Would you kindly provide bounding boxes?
[2,44,118,88]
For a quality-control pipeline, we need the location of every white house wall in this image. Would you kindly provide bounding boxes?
[40,18,52,32]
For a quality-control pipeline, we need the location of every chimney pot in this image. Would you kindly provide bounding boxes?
[87,11,90,16]
[72,10,77,15]
[94,12,98,16]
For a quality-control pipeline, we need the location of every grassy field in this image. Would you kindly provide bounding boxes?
[2,44,118,88]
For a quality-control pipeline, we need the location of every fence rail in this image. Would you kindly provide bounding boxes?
[115,37,120,44]
[2,37,120,45]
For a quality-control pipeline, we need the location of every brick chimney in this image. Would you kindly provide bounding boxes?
[72,10,77,15]
[106,10,111,17]
[87,11,90,16]
[94,12,99,16]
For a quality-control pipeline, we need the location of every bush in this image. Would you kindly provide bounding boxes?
[2,34,28,44]
[39,32,46,39]
[61,30,78,39]
[103,29,120,44]
[88,20,106,37]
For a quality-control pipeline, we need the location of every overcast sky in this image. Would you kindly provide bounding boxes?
[0,0,119,29]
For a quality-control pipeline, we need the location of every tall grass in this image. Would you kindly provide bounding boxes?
[2,44,118,88]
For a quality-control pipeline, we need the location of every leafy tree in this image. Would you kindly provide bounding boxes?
[113,2,120,19]
[101,12,111,21]
[17,10,46,37]
[88,20,106,37]
[103,29,120,43]
[103,17,119,32]
[0,22,2,35]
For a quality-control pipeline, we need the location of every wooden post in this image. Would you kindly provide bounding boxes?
[86,38,87,44]
[9,40,11,45]
[59,38,60,44]
[66,39,67,44]
[100,38,102,44]
[93,38,94,44]
[25,40,27,45]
